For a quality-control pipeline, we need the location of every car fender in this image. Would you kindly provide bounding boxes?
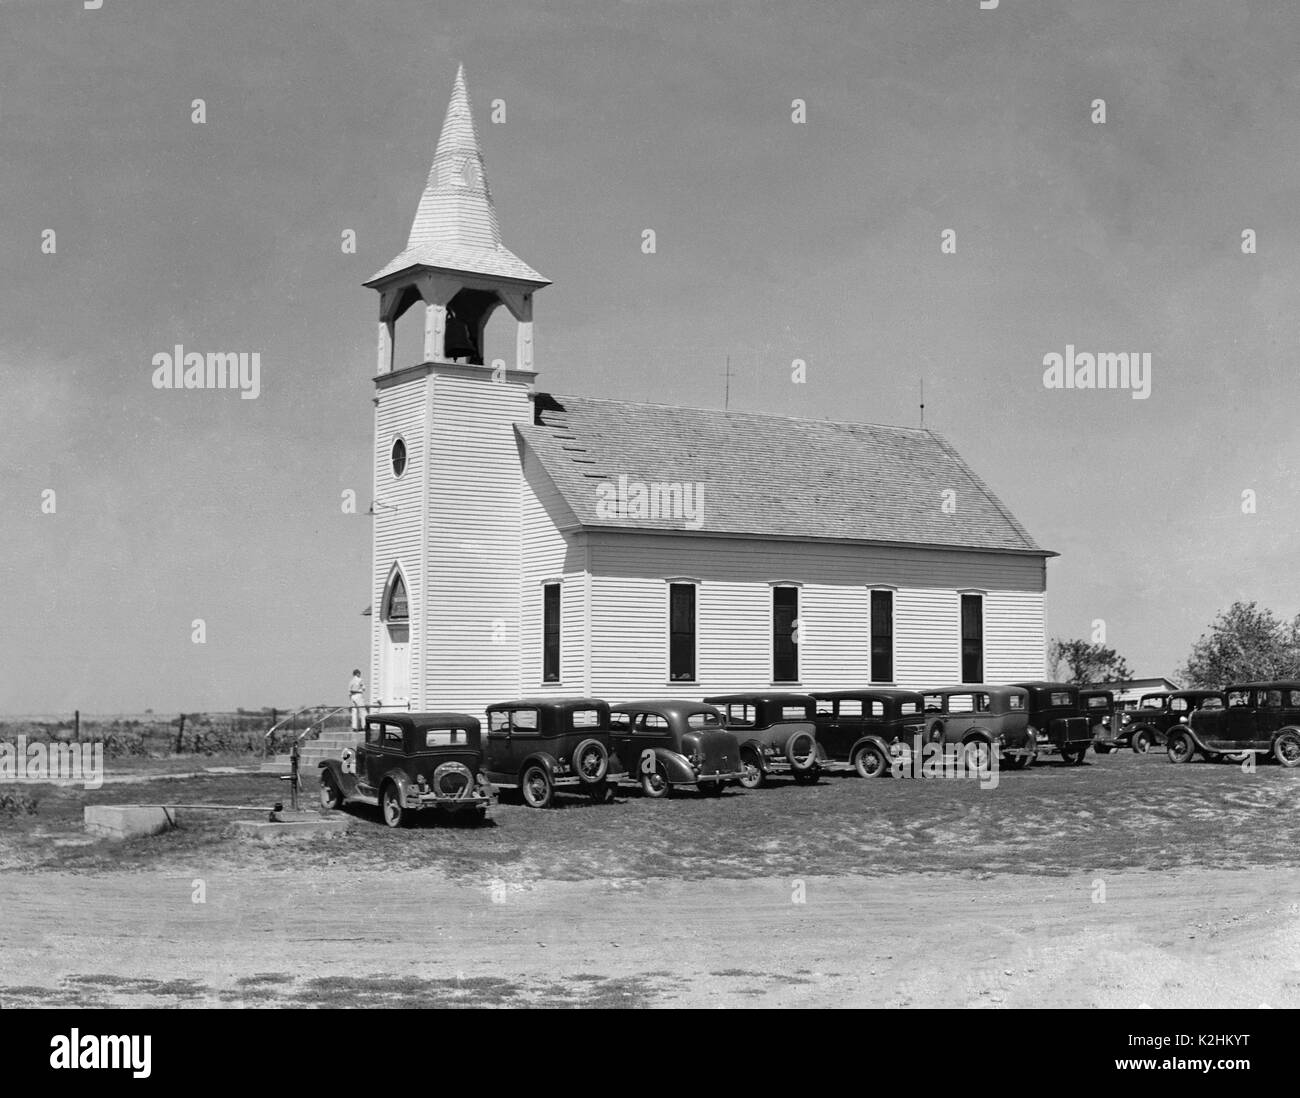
[737,736,770,771]
[1271,725,1300,751]
[378,768,413,799]
[318,758,358,796]
[1128,721,1160,740]
[1166,723,1206,753]
[636,747,696,784]
[958,727,994,746]
[518,750,561,781]
[849,733,892,760]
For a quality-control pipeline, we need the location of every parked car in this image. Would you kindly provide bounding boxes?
[1081,689,1118,752]
[919,685,1036,769]
[318,711,494,827]
[1008,682,1094,764]
[1167,682,1300,767]
[809,689,927,778]
[608,701,749,797]
[483,697,626,808]
[706,692,821,786]
[1119,690,1225,754]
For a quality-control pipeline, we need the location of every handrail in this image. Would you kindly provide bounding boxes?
[262,702,413,757]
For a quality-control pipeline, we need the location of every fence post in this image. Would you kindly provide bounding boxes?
[73,709,80,742]
[175,713,186,754]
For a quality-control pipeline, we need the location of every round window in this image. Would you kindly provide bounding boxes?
[391,437,407,478]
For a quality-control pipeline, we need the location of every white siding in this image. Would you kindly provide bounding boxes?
[370,375,428,702]
[420,372,533,719]
[519,450,587,694]
[583,532,1046,700]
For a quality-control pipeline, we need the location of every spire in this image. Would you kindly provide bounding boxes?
[368,64,548,286]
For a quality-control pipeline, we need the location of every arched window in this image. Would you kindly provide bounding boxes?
[383,573,409,621]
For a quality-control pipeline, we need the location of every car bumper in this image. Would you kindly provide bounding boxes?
[553,772,626,788]
[404,790,494,809]
[691,769,747,784]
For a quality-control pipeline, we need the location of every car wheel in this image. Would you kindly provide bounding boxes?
[738,751,764,789]
[521,764,554,809]
[319,773,343,810]
[1132,730,1153,754]
[785,731,818,772]
[1166,731,1194,764]
[380,783,406,828]
[853,743,888,779]
[1273,730,1300,768]
[640,760,670,799]
[963,740,994,771]
[572,739,609,784]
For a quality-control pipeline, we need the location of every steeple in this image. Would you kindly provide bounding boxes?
[366,65,548,374]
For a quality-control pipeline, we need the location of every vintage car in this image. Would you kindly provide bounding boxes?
[318,711,495,827]
[706,692,821,786]
[919,685,1036,769]
[608,700,749,797]
[1168,682,1300,767]
[809,689,927,778]
[1081,689,1118,752]
[1008,682,1094,764]
[1119,690,1225,753]
[483,697,627,808]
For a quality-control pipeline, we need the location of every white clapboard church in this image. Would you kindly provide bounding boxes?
[364,66,1052,718]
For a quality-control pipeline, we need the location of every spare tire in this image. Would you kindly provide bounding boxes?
[785,730,818,771]
[571,738,609,784]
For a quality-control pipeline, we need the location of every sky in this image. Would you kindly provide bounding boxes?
[2,0,1299,713]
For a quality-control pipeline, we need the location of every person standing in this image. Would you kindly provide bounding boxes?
[348,669,366,731]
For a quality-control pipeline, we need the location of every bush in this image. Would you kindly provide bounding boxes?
[0,790,39,817]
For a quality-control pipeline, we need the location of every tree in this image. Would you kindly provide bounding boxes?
[1047,638,1132,685]
[1178,601,1300,688]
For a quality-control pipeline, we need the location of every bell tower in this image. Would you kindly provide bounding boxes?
[365,64,549,716]
[364,63,549,373]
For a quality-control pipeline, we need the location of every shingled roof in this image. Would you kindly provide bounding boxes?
[517,394,1050,554]
[367,65,548,286]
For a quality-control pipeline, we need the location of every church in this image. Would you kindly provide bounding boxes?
[364,66,1053,719]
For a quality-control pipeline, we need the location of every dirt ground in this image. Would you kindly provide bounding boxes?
[2,752,1299,1007]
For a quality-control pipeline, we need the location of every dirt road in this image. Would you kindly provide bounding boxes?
[3,866,1297,1007]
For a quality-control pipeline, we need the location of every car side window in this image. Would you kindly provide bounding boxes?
[571,709,600,729]
[1264,690,1283,708]
[1201,696,1224,710]
[636,714,669,735]
[381,724,404,749]
[424,728,463,747]
[1169,697,1189,713]
[609,712,631,732]
[899,701,919,715]
[1049,692,1072,707]
[866,700,884,718]
[511,709,540,735]
[1290,691,1300,708]
[686,711,720,729]
[923,694,943,713]
[1227,690,1252,708]
[814,699,834,716]
[488,712,510,734]
[1008,695,1024,710]
[365,723,382,746]
[727,704,757,726]
[839,699,862,717]
[780,705,809,720]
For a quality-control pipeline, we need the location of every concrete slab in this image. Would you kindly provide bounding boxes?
[84,805,177,840]
[232,814,351,843]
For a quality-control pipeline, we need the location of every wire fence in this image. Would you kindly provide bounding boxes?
[0,708,289,758]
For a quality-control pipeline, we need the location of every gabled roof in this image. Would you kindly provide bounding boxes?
[367,65,548,286]
[516,394,1050,555]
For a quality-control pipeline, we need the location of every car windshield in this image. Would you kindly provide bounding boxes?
[780,705,810,719]
[1008,695,1024,710]
[686,711,721,728]
[1047,691,1074,707]
[1139,695,1166,709]
[899,701,919,715]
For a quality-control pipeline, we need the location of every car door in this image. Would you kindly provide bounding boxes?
[1218,689,1257,749]
[1254,689,1284,750]
[355,721,389,795]
[485,710,514,782]
[608,710,635,774]
[633,713,675,774]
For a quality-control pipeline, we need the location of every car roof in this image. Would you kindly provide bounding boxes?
[703,692,817,706]
[810,688,924,701]
[1228,681,1300,691]
[486,696,608,711]
[923,684,1028,697]
[1009,681,1076,691]
[366,711,480,730]
[611,699,723,719]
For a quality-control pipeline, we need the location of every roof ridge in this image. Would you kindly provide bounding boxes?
[541,392,933,435]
